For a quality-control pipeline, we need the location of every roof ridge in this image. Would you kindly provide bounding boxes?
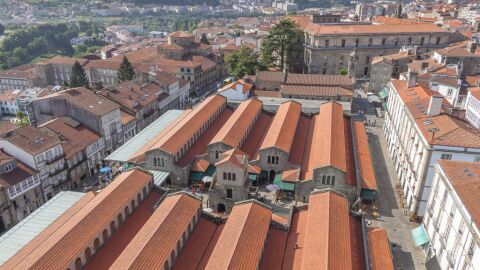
[227,202,254,269]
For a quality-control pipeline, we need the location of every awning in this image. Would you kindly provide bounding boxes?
[361,189,376,200]
[248,174,258,181]
[189,171,204,181]
[273,174,295,191]
[379,88,389,99]
[204,165,216,177]
[411,224,429,246]
[382,102,388,110]
[149,170,170,187]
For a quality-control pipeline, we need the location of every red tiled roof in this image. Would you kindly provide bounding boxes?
[9,169,153,270]
[282,210,308,269]
[215,148,249,169]
[260,101,301,154]
[197,224,225,269]
[368,228,394,270]
[282,168,299,183]
[150,95,227,155]
[209,99,262,148]
[281,85,354,98]
[172,217,219,270]
[353,121,377,191]
[219,79,253,94]
[205,201,272,270]
[350,216,366,270]
[110,192,201,269]
[259,228,288,270]
[248,164,261,174]
[177,108,233,167]
[191,158,210,172]
[240,112,273,160]
[301,191,352,270]
[85,192,162,270]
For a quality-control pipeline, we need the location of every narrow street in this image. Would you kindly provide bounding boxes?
[364,113,427,269]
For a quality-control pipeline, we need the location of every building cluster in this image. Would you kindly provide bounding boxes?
[0,167,394,270]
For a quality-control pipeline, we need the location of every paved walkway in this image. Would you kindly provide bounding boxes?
[365,116,427,270]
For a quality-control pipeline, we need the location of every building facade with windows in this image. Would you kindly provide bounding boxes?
[465,88,480,129]
[423,160,480,270]
[383,75,480,217]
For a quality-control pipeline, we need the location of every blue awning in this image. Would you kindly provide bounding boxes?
[411,224,429,246]
[189,171,204,181]
[361,189,376,200]
[379,88,389,99]
[248,174,258,181]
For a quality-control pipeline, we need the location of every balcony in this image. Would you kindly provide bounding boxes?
[49,169,66,178]
[45,154,65,165]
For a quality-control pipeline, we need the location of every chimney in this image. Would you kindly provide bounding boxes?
[407,70,418,88]
[467,42,477,54]
[427,95,443,117]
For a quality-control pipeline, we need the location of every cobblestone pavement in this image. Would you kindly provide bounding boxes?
[365,115,427,270]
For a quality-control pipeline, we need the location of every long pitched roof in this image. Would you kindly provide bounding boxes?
[209,99,262,148]
[352,121,377,191]
[260,101,301,154]
[368,228,394,270]
[110,192,201,269]
[148,95,226,155]
[205,201,271,270]
[7,169,152,270]
[301,191,352,270]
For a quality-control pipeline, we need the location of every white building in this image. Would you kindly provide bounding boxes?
[465,88,480,129]
[423,160,480,270]
[383,72,480,217]
[217,79,253,101]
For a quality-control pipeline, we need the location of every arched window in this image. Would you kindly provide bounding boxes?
[102,229,109,243]
[125,206,130,217]
[275,156,279,164]
[110,221,116,234]
[227,173,231,180]
[118,213,123,227]
[322,175,326,184]
[164,261,170,270]
[84,247,92,262]
[131,200,135,210]
[331,176,336,185]
[183,231,187,244]
[232,173,236,181]
[143,187,147,197]
[170,250,175,265]
[223,172,227,180]
[177,240,181,254]
[94,238,101,252]
[267,156,271,164]
[137,193,141,204]
[75,258,82,270]
[327,176,331,185]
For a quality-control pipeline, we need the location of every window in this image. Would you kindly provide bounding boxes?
[275,156,279,164]
[5,164,12,172]
[267,156,271,164]
[447,89,453,97]
[381,38,386,45]
[440,153,452,160]
[394,38,399,46]
[223,172,227,180]
[354,39,359,47]
[408,37,412,45]
[341,39,345,47]
[436,37,441,45]
[215,151,219,159]
[326,176,331,185]
[232,173,236,181]
[365,56,370,64]
[474,156,480,162]
[368,39,373,46]
[322,68,327,74]
[325,40,329,47]
[364,67,369,76]
[226,189,232,198]
[227,173,231,180]
[331,176,335,185]
[322,175,326,184]
[420,37,425,45]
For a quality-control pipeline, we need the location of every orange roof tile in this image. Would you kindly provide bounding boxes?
[149,95,226,155]
[109,192,201,269]
[197,224,225,269]
[260,101,301,154]
[248,164,261,174]
[259,228,288,270]
[191,158,210,172]
[301,191,352,270]
[368,228,394,270]
[205,201,272,270]
[282,168,299,183]
[215,148,249,169]
[353,121,377,191]
[282,210,308,269]
[209,99,262,148]
[9,169,153,270]
[219,79,253,94]
[240,112,273,160]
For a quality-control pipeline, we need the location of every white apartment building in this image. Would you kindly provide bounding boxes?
[0,126,68,200]
[423,160,480,270]
[465,89,480,129]
[383,73,480,217]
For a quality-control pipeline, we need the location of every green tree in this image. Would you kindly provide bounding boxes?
[261,19,300,71]
[69,60,89,88]
[118,56,135,82]
[338,68,348,75]
[200,33,210,45]
[225,45,259,79]
[16,111,29,126]
[0,23,4,36]
[395,4,402,18]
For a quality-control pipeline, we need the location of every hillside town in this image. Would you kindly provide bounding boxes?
[0,0,480,270]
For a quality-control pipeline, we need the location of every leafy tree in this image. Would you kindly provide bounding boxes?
[200,33,210,45]
[118,56,135,82]
[69,61,89,88]
[0,23,4,36]
[338,68,348,75]
[16,111,29,126]
[261,19,300,71]
[395,4,402,18]
[225,45,259,79]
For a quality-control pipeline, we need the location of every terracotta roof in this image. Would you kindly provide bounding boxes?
[282,210,308,269]
[0,120,16,134]
[149,95,226,155]
[259,228,288,270]
[215,148,249,169]
[352,121,377,191]
[98,81,164,111]
[301,191,352,270]
[435,42,480,58]
[248,164,261,174]
[282,168,299,183]
[372,16,429,25]
[4,125,61,156]
[110,192,201,269]
[169,31,194,38]
[0,68,38,80]
[260,101,301,154]
[282,85,354,98]
[43,56,88,66]
[286,73,353,88]
[368,228,394,270]
[253,90,282,98]
[120,110,135,125]
[172,217,219,270]
[56,87,120,116]
[83,60,120,70]
[0,152,37,187]
[470,88,480,100]
[210,99,262,148]
[240,112,273,160]
[39,117,101,160]
[205,201,271,270]
[9,169,153,270]
[219,79,253,94]
[256,71,286,83]
[191,158,210,172]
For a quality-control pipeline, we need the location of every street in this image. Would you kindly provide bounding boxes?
[353,95,427,270]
